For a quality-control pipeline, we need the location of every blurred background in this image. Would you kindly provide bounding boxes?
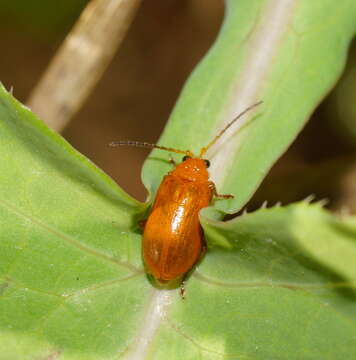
[0,0,355,213]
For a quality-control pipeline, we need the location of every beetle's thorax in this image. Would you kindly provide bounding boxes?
[172,158,209,182]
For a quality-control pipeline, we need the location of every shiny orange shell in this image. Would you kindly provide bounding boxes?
[143,158,212,281]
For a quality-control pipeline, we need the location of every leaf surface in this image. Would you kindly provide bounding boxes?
[1,84,356,358]
[2,0,356,358]
[142,0,356,213]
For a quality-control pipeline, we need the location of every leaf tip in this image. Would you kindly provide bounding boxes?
[302,194,316,204]
[0,82,13,96]
[316,198,329,208]
[261,200,268,209]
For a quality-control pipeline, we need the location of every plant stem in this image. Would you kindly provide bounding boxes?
[27,0,142,132]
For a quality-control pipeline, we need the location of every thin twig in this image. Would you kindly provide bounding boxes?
[26,0,142,132]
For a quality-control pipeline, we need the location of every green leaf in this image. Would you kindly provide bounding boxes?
[327,41,356,143]
[142,0,356,213]
[1,82,356,359]
[195,202,356,359]
[2,0,356,358]
[0,84,149,359]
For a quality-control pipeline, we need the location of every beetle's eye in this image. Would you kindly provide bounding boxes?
[182,155,191,162]
[204,159,211,168]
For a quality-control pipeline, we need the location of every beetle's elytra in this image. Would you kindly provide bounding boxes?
[110,101,262,286]
[143,156,221,282]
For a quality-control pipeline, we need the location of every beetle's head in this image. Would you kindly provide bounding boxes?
[173,156,210,181]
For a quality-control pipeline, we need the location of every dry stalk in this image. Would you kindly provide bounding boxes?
[27,0,142,131]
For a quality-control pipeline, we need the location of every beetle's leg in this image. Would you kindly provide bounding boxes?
[200,242,207,257]
[180,279,186,299]
[138,219,147,229]
[208,181,234,199]
[168,154,177,166]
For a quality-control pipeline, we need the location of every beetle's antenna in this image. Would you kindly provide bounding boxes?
[110,141,194,157]
[199,101,263,157]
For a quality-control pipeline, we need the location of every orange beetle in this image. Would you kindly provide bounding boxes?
[111,102,261,287]
[143,155,227,282]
